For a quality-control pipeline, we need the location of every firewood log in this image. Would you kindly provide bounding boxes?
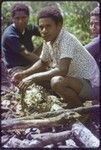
[3,130,71,148]
[27,130,71,147]
[72,121,100,148]
[2,104,99,122]
[2,112,80,130]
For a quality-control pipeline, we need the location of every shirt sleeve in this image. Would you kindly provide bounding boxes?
[59,35,75,59]
[85,38,99,57]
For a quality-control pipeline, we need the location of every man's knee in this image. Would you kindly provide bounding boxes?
[51,76,64,91]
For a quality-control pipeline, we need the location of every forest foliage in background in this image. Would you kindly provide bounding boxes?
[1,1,99,46]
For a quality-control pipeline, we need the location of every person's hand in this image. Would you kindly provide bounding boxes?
[11,72,24,86]
[17,77,33,92]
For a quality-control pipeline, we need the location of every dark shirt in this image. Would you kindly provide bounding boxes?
[2,24,41,68]
[85,36,100,68]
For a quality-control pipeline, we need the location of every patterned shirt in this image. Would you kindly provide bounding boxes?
[40,28,99,88]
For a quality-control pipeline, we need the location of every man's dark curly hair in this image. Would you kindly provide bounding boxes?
[37,5,63,25]
[11,3,29,17]
[90,7,100,16]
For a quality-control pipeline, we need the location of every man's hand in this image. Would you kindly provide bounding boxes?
[17,77,33,91]
[11,72,24,86]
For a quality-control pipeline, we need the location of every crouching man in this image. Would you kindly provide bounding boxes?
[12,6,100,108]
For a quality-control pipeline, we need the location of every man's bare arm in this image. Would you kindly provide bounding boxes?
[23,57,72,82]
[20,59,48,77]
[20,49,39,64]
[17,57,72,91]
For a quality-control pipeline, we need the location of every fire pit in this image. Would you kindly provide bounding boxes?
[1,84,100,148]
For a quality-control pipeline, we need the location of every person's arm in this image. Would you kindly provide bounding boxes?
[20,25,42,61]
[22,59,48,77]
[85,37,99,56]
[20,49,39,63]
[17,58,72,91]
[5,33,40,64]
[12,59,48,85]
[28,57,71,81]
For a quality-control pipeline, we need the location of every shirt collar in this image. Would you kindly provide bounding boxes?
[54,28,64,45]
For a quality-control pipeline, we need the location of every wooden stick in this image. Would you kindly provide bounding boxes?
[2,104,99,121]
[2,112,80,130]
[4,130,71,148]
[29,130,71,147]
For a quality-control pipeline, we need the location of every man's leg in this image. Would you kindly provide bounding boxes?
[51,76,83,108]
